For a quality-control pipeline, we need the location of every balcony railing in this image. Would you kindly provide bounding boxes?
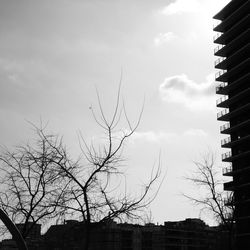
[215,69,227,80]
[224,196,234,206]
[216,95,228,106]
[213,32,223,41]
[214,45,225,54]
[217,108,229,119]
[213,20,222,29]
[216,82,228,93]
[223,165,233,175]
[224,181,235,190]
[222,151,232,160]
[220,122,230,132]
[214,57,226,66]
[221,136,231,146]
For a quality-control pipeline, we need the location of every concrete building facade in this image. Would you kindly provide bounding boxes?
[213,0,250,248]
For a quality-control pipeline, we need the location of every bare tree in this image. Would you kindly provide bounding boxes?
[0,82,163,249]
[184,151,235,249]
[38,83,162,249]
[0,131,72,239]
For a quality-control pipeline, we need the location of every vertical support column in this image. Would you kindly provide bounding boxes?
[0,209,28,250]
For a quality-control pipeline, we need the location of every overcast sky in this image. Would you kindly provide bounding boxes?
[0,0,231,226]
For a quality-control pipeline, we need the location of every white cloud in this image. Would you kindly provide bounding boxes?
[154,32,176,46]
[132,129,207,143]
[161,0,202,15]
[159,74,216,111]
[186,32,199,43]
[183,129,207,137]
[133,131,177,142]
[161,0,231,17]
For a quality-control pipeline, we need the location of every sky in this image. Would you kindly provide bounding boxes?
[0,0,231,226]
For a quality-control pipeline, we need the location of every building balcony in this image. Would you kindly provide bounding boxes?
[213,32,223,42]
[222,150,250,162]
[215,69,227,81]
[221,119,250,135]
[223,165,233,176]
[216,73,250,95]
[229,135,250,148]
[214,29,250,57]
[213,0,250,32]
[216,95,228,107]
[220,122,230,133]
[222,151,232,161]
[214,57,226,68]
[217,103,250,121]
[214,14,250,44]
[213,0,247,21]
[224,196,234,206]
[224,166,250,178]
[218,87,250,109]
[215,82,228,94]
[216,43,250,70]
[217,108,229,120]
[224,179,250,193]
[215,58,250,82]
[224,181,235,191]
[214,44,225,55]
[221,136,231,147]
[222,135,250,148]
[213,20,222,30]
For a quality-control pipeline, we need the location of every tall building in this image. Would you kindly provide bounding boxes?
[213,0,250,248]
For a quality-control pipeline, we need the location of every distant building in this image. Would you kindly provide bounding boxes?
[0,219,230,250]
[16,222,41,240]
[164,219,218,250]
[41,218,228,250]
[213,0,250,248]
[0,222,41,250]
[0,239,17,250]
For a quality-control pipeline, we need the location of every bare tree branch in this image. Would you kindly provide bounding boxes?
[0,131,72,239]
[183,151,235,250]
